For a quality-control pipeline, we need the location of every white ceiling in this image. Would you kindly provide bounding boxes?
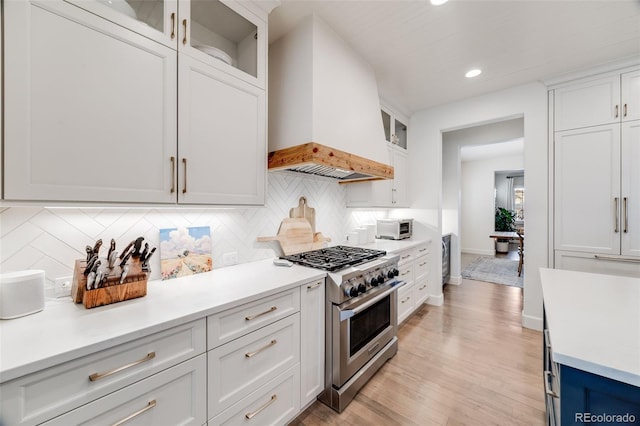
[269,0,640,115]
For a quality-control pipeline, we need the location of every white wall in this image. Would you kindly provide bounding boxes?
[0,172,382,299]
[461,155,524,255]
[409,82,548,330]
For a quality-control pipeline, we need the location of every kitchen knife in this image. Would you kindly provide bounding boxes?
[86,245,94,262]
[86,271,96,290]
[141,247,156,272]
[90,260,101,275]
[84,254,99,275]
[132,237,145,257]
[119,251,132,268]
[119,240,135,259]
[139,243,149,261]
[120,265,130,284]
[108,251,119,269]
[92,239,103,257]
[94,269,104,289]
[107,238,116,260]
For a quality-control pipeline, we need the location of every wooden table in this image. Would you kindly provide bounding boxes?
[489,231,524,276]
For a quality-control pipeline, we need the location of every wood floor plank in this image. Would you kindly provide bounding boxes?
[291,279,545,425]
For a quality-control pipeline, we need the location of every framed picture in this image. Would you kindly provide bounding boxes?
[159,226,212,280]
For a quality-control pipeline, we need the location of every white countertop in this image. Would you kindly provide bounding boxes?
[0,258,325,383]
[356,238,431,253]
[540,268,640,387]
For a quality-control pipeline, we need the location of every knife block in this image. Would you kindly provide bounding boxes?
[71,257,148,309]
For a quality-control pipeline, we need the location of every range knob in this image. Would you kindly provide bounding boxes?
[368,276,379,287]
[344,286,358,298]
[358,283,367,294]
[387,270,395,279]
[393,268,400,277]
[377,274,385,283]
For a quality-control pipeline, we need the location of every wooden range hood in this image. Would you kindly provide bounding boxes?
[268,142,394,184]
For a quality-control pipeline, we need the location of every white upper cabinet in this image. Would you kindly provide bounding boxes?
[554,69,640,132]
[178,54,265,205]
[4,0,177,203]
[554,124,621,254]
[621,70,640,123]
[4,0,267,205]
[621,120,640,257]
[66,0,265,88]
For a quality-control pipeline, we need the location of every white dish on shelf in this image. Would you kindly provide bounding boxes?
[97,0,138,19]
[193,44,233,66]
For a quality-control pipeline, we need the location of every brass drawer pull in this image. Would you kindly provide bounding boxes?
[401,270,411,276]
[245,394,277,419]
[419,262,427,267]
[614,197,619,233]
[419,247,427,252]
[594,255,640,263]
[170,13,175,39]
[112,400,156,426]
[401,254,411,260]
[182,158,187,194]
[245,339,277,358]
[89,352,156,382]
[623,197,628,233]
[170,156,175,194]
[623,103,628,117]
[182,19,187,45]
[245,306,277,321]
[615,104,619,118]
[418,284,427,290]
[307,282,322,290]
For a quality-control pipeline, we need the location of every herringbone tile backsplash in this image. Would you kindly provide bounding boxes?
[0,172,385,297]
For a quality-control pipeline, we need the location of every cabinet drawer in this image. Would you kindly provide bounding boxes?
[0,319,206,426]
[414,278,429,306]
[397,283,414,323]
[43,354,207,426]
[210,366,300,426]
[415,243,429,257]
[208,313,300,417]
[397,249,415,266]
[207,287,300,349]
[415,255,429,280]
[398,261,414,285]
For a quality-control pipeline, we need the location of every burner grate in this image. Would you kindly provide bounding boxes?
[281,245,386,271]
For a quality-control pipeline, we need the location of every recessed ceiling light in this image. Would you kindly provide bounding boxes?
[465,69,482,78]
[431,0,449,5]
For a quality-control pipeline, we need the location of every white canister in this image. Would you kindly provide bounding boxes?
[364,225,376,243]
[346,231,359,245]
[355,227,368,244]
[0,270,45,319]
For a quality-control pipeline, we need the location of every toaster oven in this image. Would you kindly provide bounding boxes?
[376,219,413,240]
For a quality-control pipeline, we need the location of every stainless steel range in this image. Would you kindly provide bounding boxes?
[281,246,404,412]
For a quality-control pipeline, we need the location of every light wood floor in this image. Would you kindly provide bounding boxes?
[291,274,545,425]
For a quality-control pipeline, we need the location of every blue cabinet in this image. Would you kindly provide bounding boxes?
[560,365,640,425]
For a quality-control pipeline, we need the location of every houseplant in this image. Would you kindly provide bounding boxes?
[494,207,516,253]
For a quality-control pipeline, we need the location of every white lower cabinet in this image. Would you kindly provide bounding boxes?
[207,314,300,417]
[0,320,206,426]
[43,355,207,426]
[396,242,431,324]
[300,280,325,407]
[209,366,300,426]
[555,250,640,277]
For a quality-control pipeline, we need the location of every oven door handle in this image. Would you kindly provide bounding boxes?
[340,281,406,321]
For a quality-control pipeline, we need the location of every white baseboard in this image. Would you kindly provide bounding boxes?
[427,293,444,306]
[521,311,543,331]
[462,248,495,256]
[447,275,462,285]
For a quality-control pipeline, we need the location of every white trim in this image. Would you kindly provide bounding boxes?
[447,275,462,285]
[426,293,444,306]
[522,311,543,331]
[544,57,640,87]
[462,248,495,256]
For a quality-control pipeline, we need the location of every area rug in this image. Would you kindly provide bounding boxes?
[461,257,523,288]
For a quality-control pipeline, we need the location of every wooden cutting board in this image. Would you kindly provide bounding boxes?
[257,218,314,255]
[289,196,316,233]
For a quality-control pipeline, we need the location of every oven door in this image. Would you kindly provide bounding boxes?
[332,282,401,387]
